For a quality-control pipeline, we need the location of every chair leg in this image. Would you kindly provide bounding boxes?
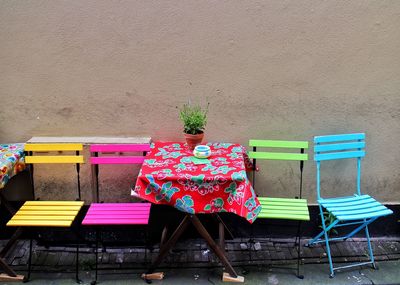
[144,227,150,265]
[25,238,33,282]
[364,224,376,269]
[295,221,304,279]
[92,229,99,285]
[76,226,82,284]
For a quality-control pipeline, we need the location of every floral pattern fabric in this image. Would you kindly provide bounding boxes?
[0,144,26,189]
[132,142,261,223]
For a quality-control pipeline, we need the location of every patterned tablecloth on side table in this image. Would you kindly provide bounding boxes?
[0,144,26,189]
[132,141,261,223]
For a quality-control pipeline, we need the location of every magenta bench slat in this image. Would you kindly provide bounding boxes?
[90,156,145,165]
[90,144,151,153]
[82,203,151,226]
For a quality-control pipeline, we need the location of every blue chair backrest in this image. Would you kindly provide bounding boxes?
[314,133,365,200]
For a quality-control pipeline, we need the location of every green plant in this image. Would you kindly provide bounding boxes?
[320,211,338,236]
[179,102,209,135]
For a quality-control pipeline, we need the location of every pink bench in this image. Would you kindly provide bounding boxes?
[81,143,152,284]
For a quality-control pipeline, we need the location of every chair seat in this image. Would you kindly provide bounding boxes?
[258,197,310,221]
[82,203,151,225]
[319,194,393,221]
[7,201,84,227]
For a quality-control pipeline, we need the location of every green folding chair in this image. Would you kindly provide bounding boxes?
[248,139,310,278]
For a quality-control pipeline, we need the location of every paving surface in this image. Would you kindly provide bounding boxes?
[1,237,400,284]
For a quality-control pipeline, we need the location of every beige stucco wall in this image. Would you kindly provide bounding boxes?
[1,1,399,203]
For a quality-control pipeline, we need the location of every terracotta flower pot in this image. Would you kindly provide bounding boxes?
[184,132,204,150]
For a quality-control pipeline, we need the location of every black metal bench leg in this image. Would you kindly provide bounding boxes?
[91,228,99,285]
[296,220,304,279]
[76,225,82,284]
[25,238,33,282]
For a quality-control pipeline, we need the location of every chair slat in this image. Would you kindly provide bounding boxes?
[259,204,308,210]
[12,216,77,221]
[315,142,365,153]
[14,211,79,216]
[25,156,84,164]
[248,152,308,161]
[319,195,371,204]
[24,201,84,206]
[332,205,387,216]
[7,220,74,227]
[90,144,151,153]
[249,140,308,149]
[314,151,364,161]
[20,205,83,211]
[258,197,307,203]
[336,209,393,221]
[257,212,310,221]
[90,156,145,165]
[314,133,365,143]
[25,143,83,151]
[327,201,381,211]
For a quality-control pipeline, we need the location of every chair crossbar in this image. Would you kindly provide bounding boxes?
[249,140,308,149]
[90,156,145,165]
[333,221,366,227]
[90,144,151,153]
[314,142,365,153]
[333,261,374,271]
[25,143,83,152]
[248,152,308,161]
[25,156,84,164]
[314,150,364,161]
[314,133,365,143]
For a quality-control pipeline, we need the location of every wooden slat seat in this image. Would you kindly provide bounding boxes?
[258,197,310,221]
[82,203,151,226]
[7,201,84,227]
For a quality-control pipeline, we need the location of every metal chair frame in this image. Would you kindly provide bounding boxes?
[306,133,393,277]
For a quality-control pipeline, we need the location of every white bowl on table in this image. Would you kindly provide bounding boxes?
[193,145,211,158]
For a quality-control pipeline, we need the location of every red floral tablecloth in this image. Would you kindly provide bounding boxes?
[0,144,26,189]
[132,142,261,223]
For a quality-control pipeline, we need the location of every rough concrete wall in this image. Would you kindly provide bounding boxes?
[1,1,399,203]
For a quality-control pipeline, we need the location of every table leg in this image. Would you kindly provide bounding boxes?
[214,214,234,240]
[219,221,225,254]
[146,215,191,275]
[189,215,238,278]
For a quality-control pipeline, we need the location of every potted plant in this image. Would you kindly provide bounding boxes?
[179,102,209,149]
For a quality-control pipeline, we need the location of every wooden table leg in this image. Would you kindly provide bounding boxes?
[189,215,241,280]
[144,215,191,277]
[214,214,234,240]
[219,221,225,254]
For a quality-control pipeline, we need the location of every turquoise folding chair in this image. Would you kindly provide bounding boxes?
[306,133,393,277]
